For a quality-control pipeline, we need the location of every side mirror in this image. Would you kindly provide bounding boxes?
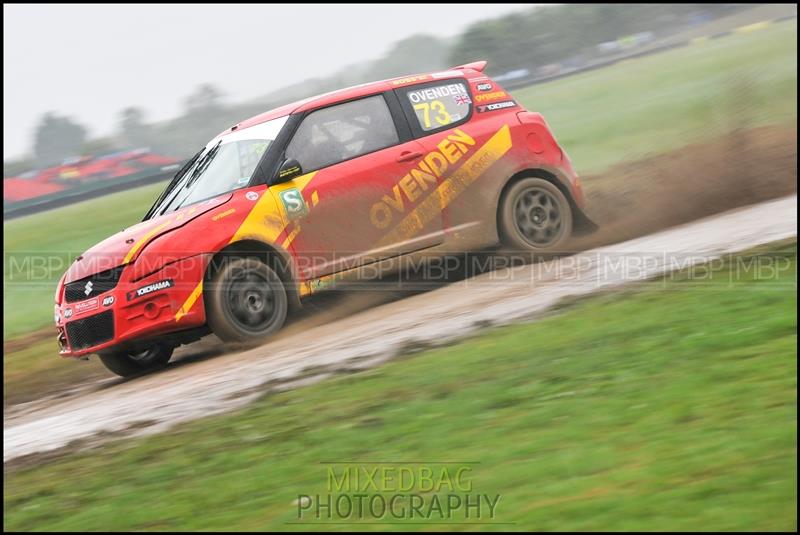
[274,158,303,184]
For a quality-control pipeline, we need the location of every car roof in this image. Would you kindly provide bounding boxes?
[223,61,488,137]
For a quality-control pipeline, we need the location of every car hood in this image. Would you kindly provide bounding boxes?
[63,194,232,284]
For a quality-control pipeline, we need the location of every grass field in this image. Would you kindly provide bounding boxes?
[514,19,797,171]
[4,243,796,531]
[2,20,796,341]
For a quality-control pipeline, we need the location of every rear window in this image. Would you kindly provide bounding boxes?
[400,80,472,134]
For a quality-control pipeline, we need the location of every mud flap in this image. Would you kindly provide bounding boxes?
[572,208,599,236]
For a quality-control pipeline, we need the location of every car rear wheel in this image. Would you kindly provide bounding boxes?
[204,257,288,343]
[499,177,573,252]
[98,343,173,377]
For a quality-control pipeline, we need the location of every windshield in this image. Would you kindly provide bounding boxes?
[149,115,289,217]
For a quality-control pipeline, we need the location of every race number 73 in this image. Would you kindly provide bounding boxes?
[413,100,451,129]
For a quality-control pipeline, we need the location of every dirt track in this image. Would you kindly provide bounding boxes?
[4,193,796,463]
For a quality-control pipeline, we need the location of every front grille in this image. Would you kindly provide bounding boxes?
[65,310,114,350]
[64,265,125,303]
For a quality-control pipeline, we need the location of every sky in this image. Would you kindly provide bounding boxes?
[3,3,530,160]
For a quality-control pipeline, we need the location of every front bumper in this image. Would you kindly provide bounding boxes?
[55,254,210,357]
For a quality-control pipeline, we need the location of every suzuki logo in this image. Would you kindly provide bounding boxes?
[84,281,93,296]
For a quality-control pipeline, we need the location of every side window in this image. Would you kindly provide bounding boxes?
[285,94,400,172]
[400,80,472,135]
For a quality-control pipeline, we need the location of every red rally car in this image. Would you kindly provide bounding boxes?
[54,60,594,376]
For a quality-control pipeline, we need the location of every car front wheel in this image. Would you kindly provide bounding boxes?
[204,257,288,343]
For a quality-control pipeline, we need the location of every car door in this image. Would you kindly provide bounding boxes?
[272,93,441,280]
[394,77,504,235]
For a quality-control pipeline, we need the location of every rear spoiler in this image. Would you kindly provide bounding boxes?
[450,60,487,72]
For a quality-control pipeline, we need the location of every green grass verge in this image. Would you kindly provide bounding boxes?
[514,19,797,172]
[4,243,796,531]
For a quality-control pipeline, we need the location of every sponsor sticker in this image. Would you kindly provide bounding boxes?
[279,188,309,221]
[212,208,236,221]
[476,100,517,113]
[391,75,430,86]
[476,82,493,91]
[368,128,476,230]
[102,295,115,307]
[127,279,174,301]
[64,308,73,319]
[407,83,468,104]
[279,165,301,178]
[246,191,259,201]
[475,91,507,103]
[74,298,99,314]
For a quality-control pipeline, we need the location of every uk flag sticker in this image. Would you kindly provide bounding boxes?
[454,94,472,106]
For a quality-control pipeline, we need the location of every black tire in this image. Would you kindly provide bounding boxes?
[98,344,173,377]
[499,177,573,252]
[204,257,288,343]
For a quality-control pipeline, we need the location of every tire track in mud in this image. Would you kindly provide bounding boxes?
[4,194,796,463]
